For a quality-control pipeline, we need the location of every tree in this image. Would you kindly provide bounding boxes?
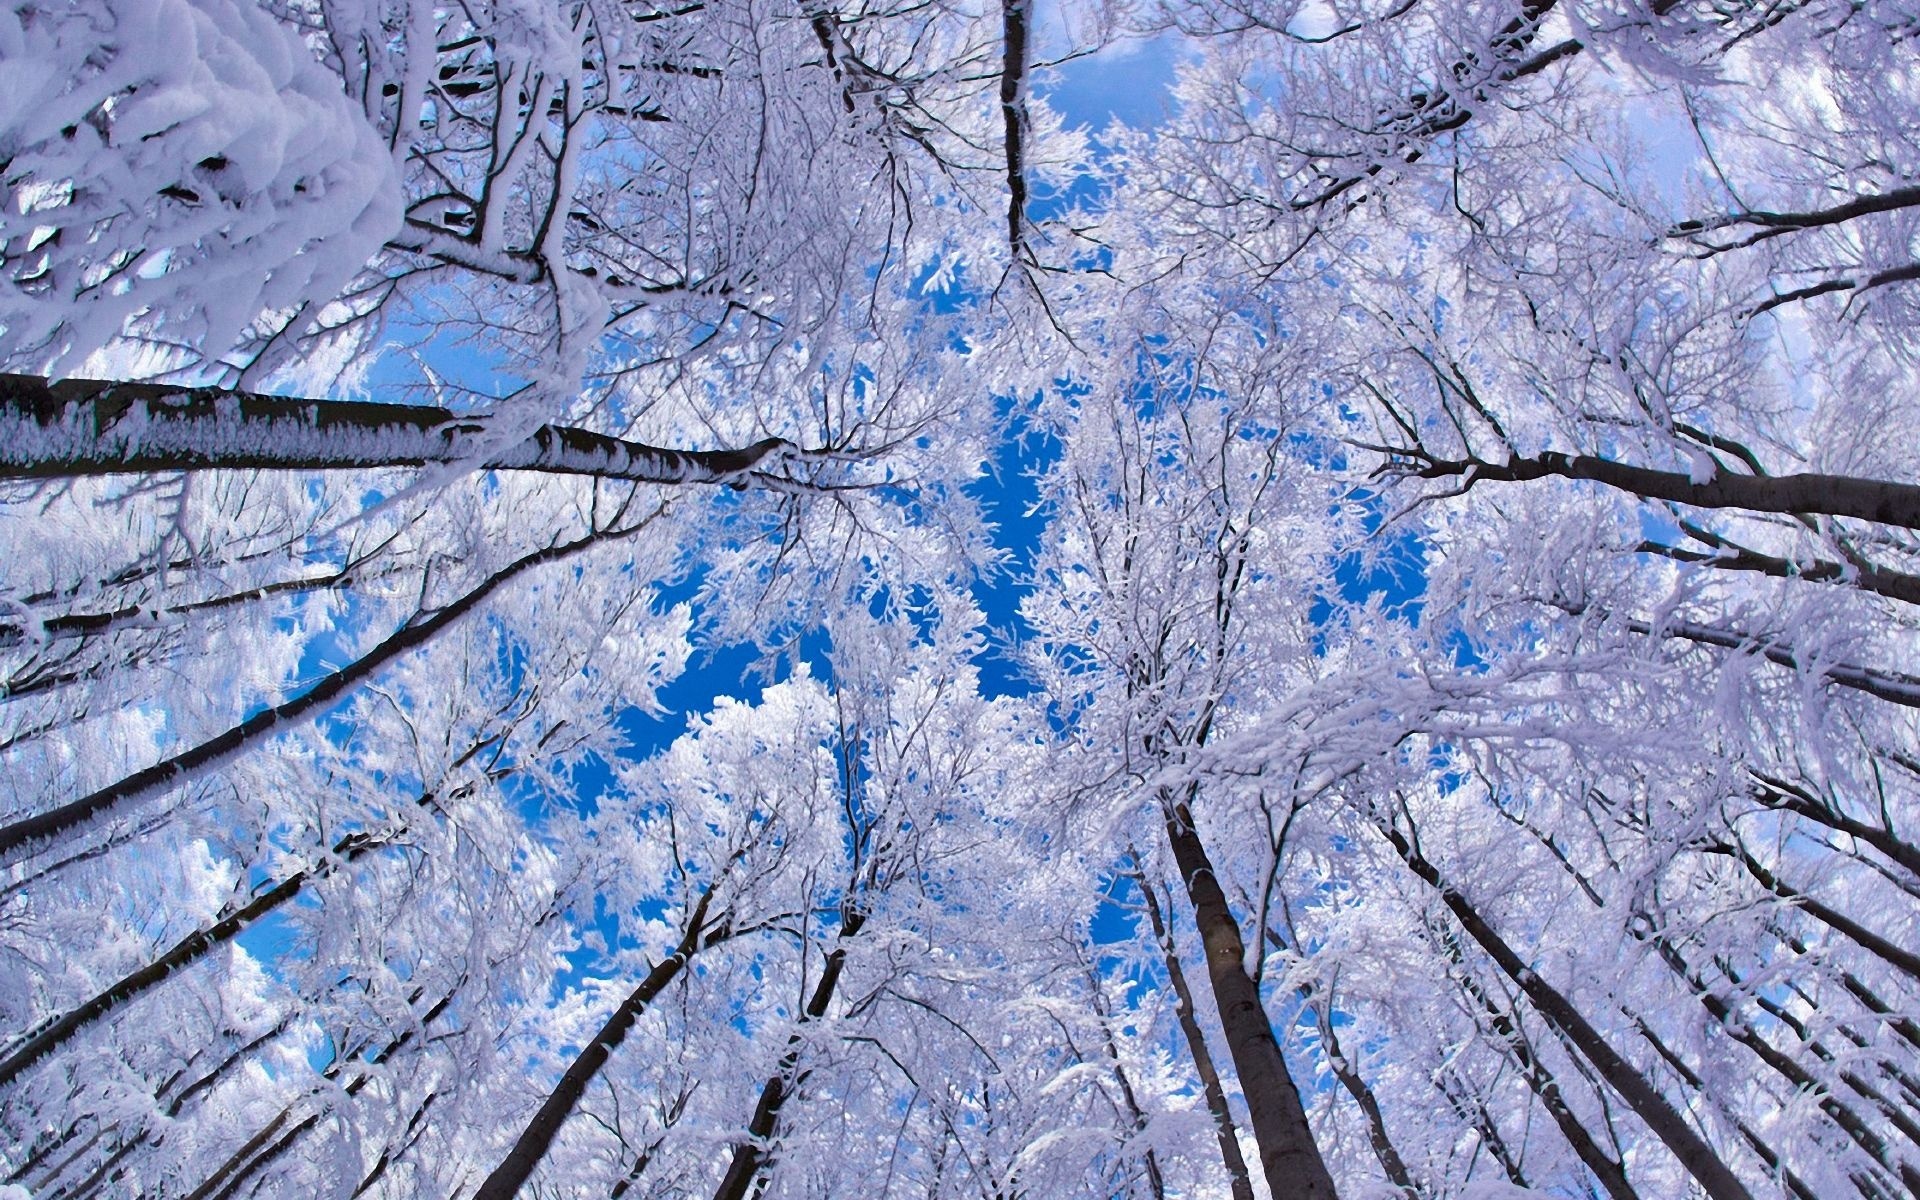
[8,0,1920,1196]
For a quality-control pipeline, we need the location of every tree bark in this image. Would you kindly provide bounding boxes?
[1134,866,1257,1200]
[474,889,716,1200]
[1162,793,1339,1200]
[1381,823,1758,1200]
[0,374,799,484]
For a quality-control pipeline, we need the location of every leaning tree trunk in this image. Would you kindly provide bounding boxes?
[710,909,867,1200]
[0,509,654,864]
[1162,791,1339,1200]
[1380,822,1758,1200]
[474,889,718,1200]
[0,830,386,1090]
[0,374,802,484]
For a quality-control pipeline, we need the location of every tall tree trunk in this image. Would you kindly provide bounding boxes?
[1162,792,1338,1200]
[0,374,801,484]
[1707,839,1920,984]
[1436,924,1641,1200]
[182,989,454,1200]
[1646,932,1920,1192]
[0,831,386,1090]
[474,889,717,1200]
[1380,822,1758,1200]
[711,910,866,1200]
[1400,446,1920,530]
[1310,1001,1418,1198]
[1134,865,1257,1200]
[0,508,653,863]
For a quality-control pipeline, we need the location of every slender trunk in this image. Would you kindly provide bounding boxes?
[0,556,408,651]
[1079,954,1168,1200]
[1628,1013,1820,1200]
[1311,1002,1418,1198]
[1436,925,1640,1200]
[1381,823,1757,1200]
[998,0,1029,261]
[1436,1070,1530,1190]
[184,989,455,1200]
[1644,928,1918,1192]
[1708,841,1920,985]
[475,889,716,1200]
[1636,539,1920,607]
[1134,866,1257,1200]
[349,1089,436,1197]
[0,374,800,484]
[1748,776,1920,882]
[0,832,385,1090]
[712,910,866,1200]
[1162,793,1338,1200]
[57,1019,293,1200]
[0,510,651,863]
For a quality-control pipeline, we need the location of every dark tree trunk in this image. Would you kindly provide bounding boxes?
[183,989,455,1200]
[0,374,798,484]
[1405,447,1920,530]
[1135,866,1257,1200]
[1382,823,1757,1200]
[0,511,650,863]
[474,889,716,1200]
[0,831,383,1090]
[710,909,866,1200]
[1437,926,1641,1200]
[1162,793,1339,1200]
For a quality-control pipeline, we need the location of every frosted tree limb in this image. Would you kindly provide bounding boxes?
[0,375,809,486]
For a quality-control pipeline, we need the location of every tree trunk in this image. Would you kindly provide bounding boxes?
[1437,924,1641,1200]
[0,511,651,864]
[711,909,866,1200]
[1381,822,1757,1200]
[0,374,799,484]
[0,830,383,1090]
[474,889,716,1200]
[1408,448,1920,530]
[1162,793,1338,1200]
[183,989,454,1200]
[1134,866,1257,1200]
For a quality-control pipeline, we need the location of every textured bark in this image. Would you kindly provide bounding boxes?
[1383,824,1757,1200]
[0,374,798,484]
[711,909,866,1200]
[1135,867,1257,1200]
[998,0,1029,260]
[1163,795,1338,1200]
[474,890,715,1200]
[0,513,649,863]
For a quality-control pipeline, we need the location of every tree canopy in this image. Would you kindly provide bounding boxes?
[2,0,1918,1197]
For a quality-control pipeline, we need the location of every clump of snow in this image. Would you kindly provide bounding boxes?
[0,0,402,373]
